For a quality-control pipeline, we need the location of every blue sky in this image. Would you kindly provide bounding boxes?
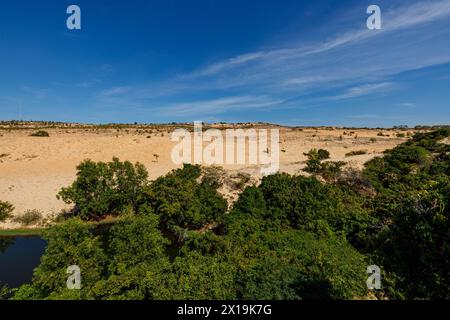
[0,0,450,127]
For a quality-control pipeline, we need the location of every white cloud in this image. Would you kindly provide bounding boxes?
[99,86,132,97]
[95,0,450,118]
[329,82,394,100]
[397,102,416,108]
[154,95,283,116]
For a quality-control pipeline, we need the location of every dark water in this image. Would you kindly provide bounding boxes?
[0,237,46,288]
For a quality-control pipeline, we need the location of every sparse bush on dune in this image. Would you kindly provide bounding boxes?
[345,150,367,157]
[303,148,345,182]
[0,200,14,222]
[13,209,43,226]
[30,130,50,137]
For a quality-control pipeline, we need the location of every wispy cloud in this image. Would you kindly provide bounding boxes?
[95,0,450,118]
[153,95,283,116]
[329,82,394,100]
[99,86,132,97]
[397,102,416,108]
[76,79,102,89]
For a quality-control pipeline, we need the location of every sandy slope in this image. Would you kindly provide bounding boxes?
[0,126,409,229]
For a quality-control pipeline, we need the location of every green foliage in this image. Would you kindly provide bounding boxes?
[89,215,172,300]
[13,209,43,226]
[158,251,237,299]
[375,187,450,299]
[0,200,14,222]
[13,219,106,299]
[345,150,368,157]
[303,149,345,181]
[30,130,50,137]
[303,149,330,173]
[364,129,450,299]
[0,283,11,300]
[254,174,371,246]
[317,149,330,160]
[235,230,367,299]
[107,215,169,274]
[57,157,149,220]
[9,130,450,300]
[141,164,227,233]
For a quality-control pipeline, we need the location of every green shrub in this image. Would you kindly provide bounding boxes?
[345,150,367,157]
[0,283,10,300]
[363,129,450,298]
[303,149,345,181]
[13,219,106,300]
[57,157,149,220]
[226,174,372,247]
[303,149,327,174]
[375,191,450,299]
[317,149,330,160]
[30,130,50,137]
[107,214,169,274]
[13,209,43,226]
[141,164,227,233]
[235,230,367,300]
[319,161,346,182]
[0,200,14,222]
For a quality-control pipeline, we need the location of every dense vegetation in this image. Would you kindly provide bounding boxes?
[6,129,450,300]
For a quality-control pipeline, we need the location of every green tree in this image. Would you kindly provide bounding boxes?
[13,219,106,300]
[141,164,227,234]
[57,158,149,220]
[235,230,367,300]
[107,214,169,274]
[375,190,450,299]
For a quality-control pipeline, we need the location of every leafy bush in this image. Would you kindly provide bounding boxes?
[235,230,368,299]
[107,214,169,274]
[141,164,227,233]
[0,200,14,222]
[0,283,10,300]
[13,219,106,300]
[318,161,346,182]
[345,150,367,157]
[375,190,450,299]
[30,130,50,137]
[57,158,149,220]
[226,174,372,247]
[364,129,450,298]
[13,209,43,226]
[303,149,328,173]
[303,149,345,182]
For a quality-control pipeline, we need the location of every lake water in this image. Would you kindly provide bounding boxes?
[0,237,46,288]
